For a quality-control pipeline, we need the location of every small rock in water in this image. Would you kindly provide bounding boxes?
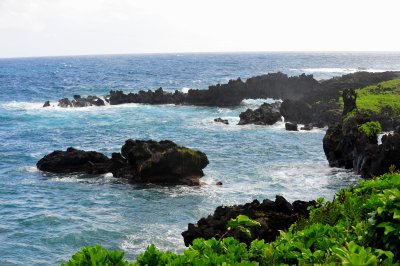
[285,122,298,131]
[216,181,223,185]
[214,118,229,125]
[43,101,50,107]
[238,102,281,125]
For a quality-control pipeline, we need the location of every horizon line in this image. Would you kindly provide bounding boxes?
[1,50,400,60]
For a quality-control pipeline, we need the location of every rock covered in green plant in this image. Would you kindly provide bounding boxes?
[118,139,209,185]
[181,195,315,246]
[323,88,400,178]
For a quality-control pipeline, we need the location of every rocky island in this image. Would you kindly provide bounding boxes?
[37,139,209,186]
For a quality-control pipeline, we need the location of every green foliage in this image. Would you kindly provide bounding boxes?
[338,79,400,115]
[356,79,400,114]
[226,214,261,238]
[134,237,259,265]
[61,245,131,266]
[358,121,382,138]
[63,173,400,266]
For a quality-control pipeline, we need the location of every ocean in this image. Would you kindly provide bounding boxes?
[1,52,400,265]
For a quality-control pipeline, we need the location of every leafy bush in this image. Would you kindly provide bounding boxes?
[63,173,400,265]
[62,244,131,266]
[359,121,382,138]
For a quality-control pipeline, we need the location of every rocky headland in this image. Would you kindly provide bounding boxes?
[44,71,400,129]
[37,140,209,185]
[323,88,400,178]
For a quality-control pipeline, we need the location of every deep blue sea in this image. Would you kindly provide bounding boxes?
[1,52,400,265]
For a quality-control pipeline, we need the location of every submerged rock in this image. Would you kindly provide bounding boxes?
[214,117,229,125]
[37,140,209,185]
[238,102,281,125]
[56,95,105,108]
[182,196,315,246]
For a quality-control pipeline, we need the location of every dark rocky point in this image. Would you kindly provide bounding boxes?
[43,101,50,107]
[49,71,400,128]
[37,140,209,185]
[323,89,400,178]
[182,196,315,246]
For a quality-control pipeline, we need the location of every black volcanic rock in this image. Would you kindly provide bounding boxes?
[58,98,73,108]
[285,122,298,131]
[36,147,111,175]
[342,88,357,115]
[37,140,209,185]
[43,101,50,107]
[238,102,281,125]
[214,118,229,125]
[56,95,105,108]
[280,99,313,124]
[108,88,185,105]
[117,139,209,184]
[182,196,315,246]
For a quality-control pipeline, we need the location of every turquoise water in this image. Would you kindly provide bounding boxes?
[1,52,400,265]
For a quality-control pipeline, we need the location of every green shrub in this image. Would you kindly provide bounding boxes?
[62,245,131,266]
[63,173,400,265]
[359,121,382,138]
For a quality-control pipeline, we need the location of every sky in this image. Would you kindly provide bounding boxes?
[0,0,399,58]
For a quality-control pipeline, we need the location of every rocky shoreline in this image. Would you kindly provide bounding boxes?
[37,70,400,250]
[44,71,400,129]
[182,86,400,245]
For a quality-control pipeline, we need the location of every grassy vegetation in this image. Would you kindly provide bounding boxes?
[63,172,400,265]
[359,121,383,138]
[340,79,400,115]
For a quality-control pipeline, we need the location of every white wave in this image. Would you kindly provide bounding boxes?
[0,101,140,112]
[291,67,393,74]
[1,101,44,111]
[15,166,39,173]
[256,162,360,201]
[48,173,118,184]
[121,223,184,256]
[241,98,281,109]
